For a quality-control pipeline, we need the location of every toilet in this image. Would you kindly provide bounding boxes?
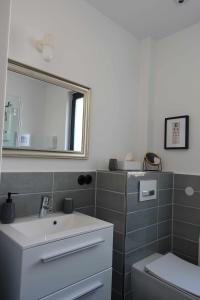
[132,252,200,300]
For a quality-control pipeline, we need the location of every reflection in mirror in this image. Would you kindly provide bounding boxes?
[3,61,90,159]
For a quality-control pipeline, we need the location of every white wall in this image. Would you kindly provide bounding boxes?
[137,38,155,160]
[4,0,140,172]
[149,23,200,174]
[0,0,11,172]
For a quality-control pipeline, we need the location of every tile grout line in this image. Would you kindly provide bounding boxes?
[94,171,98,217]
[125,237,171,256]
[0,191,53,197]
[173,234,199,244]
[55,188,95,193]
[171,173,175,251]
[113,235,171,257]
[123,173,128,296]
[51,172,55,211]
[174,187,200,193]
[126,223,157,235]
[96,205,126,215]
[174,218,200,227]
[174,203,200,210]
[0,188,94,198]
[127,205,170,215]
[156,176,159,249]
[173,250,197,261]
[97,187,125,195]
[76,205,95,210]
[97,170,127,176]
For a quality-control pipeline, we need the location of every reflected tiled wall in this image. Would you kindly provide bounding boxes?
[96,171,173,300]
[0,172,96,218]
[173,174,200,264]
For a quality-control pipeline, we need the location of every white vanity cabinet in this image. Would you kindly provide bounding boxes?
[21,227,113,300]
[40,269,112,300]
[0,214,113,300]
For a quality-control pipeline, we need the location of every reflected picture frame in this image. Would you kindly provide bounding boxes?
[164,115,189,150]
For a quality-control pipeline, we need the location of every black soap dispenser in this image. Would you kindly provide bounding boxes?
[1,192,17,224]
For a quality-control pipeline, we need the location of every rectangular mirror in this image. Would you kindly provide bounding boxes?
[3,60,90,159]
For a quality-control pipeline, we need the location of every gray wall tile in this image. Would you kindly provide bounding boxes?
[173,251,198,265]
[113,250,124,273]
[127,208,157,232]
[174,205,200,225]
[0,193,51,218]
[127,193,157,213]
[174,174,200,191]
[158,236,171,254]
[96,207,125,233]
[125,241,157,272]
[173,236,198,258]
[158,205,172,222]
[173,220,200,242]
[53,189,95,212]
[159,189,172,206]
[158,173,173,190]
[172,173,200,261]
[125,225,157,252]
[125,292,132,300]
[124,272,132,294]
[0,172,53,195]
[112,289,123,300]
[53,172,96,191]
[112,270,124,295]
[0,172,96,220]
[174,189,200,208]
[97,172,126,193]
[158,220,172,238]
[75,206,95,217]
[113,232,125,252]
[96,189,125,213]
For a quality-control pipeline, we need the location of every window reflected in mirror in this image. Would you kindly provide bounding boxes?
[3,61,90,159]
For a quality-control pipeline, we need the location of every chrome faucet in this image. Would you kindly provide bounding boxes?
[39,196,51,218]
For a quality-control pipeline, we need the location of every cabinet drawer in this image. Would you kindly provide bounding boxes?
[40,268,112,300]
[20,227,113,300]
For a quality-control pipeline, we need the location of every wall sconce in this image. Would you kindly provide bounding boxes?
[35,34,54,62]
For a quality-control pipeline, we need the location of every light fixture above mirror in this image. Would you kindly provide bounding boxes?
[34,34,54,62]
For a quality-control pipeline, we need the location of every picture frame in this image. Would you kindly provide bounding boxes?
[164,115,189,149]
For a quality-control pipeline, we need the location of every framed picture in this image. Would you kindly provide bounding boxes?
[164,115,189,149]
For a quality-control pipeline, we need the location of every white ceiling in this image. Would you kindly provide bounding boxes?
[86,0,200,39]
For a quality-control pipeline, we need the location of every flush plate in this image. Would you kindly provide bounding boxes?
[139,180,157,202]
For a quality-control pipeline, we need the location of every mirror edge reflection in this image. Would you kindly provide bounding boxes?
[2,59,91,160]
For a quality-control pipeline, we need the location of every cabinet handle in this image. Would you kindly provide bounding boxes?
[40,281,104,299]
[41,238,105,263]
[69,281,103,300]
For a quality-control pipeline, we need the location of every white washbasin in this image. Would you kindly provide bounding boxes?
[10,213,99,238]
[0,212,112,248]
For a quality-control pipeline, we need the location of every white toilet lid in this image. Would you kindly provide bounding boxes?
[145,253,200,297]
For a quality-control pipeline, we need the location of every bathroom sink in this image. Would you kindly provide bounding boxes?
[0,212,112,248]
[11,213,99,237]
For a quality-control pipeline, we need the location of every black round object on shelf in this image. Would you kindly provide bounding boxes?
[78,175,85,185]
[85,174,92,184]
